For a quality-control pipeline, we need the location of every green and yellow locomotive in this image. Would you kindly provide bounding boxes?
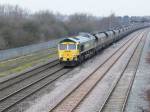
[58,33,96,66]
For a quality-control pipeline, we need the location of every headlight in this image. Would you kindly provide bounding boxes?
[73,54,77,57]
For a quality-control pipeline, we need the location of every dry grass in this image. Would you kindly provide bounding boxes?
[0,47,57,77]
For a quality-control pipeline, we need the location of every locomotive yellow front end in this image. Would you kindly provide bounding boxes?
[58,40,80,66]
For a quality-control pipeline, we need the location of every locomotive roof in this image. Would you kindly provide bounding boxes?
[60,35,94,43]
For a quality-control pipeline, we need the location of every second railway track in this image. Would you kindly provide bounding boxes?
[99,29,148,112]
[0,59,73,112]
[49,30,145,112]
[0,59,59,90]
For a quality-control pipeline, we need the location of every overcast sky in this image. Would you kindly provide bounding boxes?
[0,0,149,16]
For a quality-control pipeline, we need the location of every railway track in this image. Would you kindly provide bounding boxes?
[0,30,144,112]
[0,59,73,112]
[0,59,59,90]
[99,31,148,112]
[49,30,145,112]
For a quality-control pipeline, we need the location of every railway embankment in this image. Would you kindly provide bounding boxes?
[0,47,57,81]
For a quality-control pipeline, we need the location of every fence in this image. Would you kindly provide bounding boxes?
[0,38,62,61]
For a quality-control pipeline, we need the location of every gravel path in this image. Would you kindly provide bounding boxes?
[125,30,150,112]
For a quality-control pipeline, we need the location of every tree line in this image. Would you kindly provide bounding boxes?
[0,5,129,50]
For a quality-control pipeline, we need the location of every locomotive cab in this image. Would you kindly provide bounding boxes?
[58,34,98,66]
[58,38,80,66]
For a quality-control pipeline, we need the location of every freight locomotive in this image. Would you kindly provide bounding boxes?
[58,24,148,66]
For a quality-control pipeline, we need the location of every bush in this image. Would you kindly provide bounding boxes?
[0,5,126,50]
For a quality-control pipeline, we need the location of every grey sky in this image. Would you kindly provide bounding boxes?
[0,0,149,16]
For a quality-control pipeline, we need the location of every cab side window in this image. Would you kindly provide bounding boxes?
[80,45,84,52]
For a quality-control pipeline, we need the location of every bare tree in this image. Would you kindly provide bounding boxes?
[0,5,127,50]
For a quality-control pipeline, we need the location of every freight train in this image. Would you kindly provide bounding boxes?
[58,23,148,66]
